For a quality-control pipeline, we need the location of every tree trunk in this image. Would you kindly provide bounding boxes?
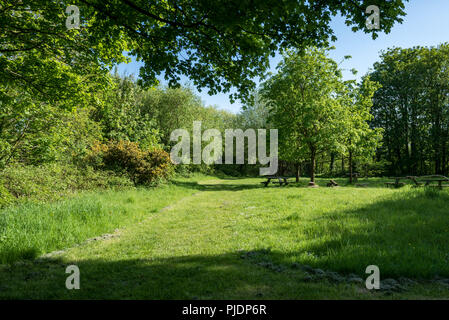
[294,162,300,182]
[442,142,447,176]
[349,149,353,184]
[330,152,335,174]
[341,156,345,175]
[310,148,316,183]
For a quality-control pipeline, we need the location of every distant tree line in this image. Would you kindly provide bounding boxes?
[240,44,449,180]
[2,44,448,183]
[370,44,449,176]
[0,71,237,171]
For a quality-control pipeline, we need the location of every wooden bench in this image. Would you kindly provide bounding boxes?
[407,175,449,189]
[327,180,339,187]
[421,175,449,189]
[261,176,292,187]
[406,176,423,187]
[385,177,406,188]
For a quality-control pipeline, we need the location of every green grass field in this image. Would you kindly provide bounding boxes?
[1,175,449,299]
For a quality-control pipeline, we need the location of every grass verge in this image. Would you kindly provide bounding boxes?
[1,176,449,299]
[0,174,208,264]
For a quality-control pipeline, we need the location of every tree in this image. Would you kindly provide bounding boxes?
[1,0,409,104]
[92,74,160,148]
[140,86,203,146]
[261,47,349,184]
[341,76,383,183]
[0,0,122,107]
[423,45,449,175]
[370,44,449,175]
[238,92,270,130]
[0,85,102,168]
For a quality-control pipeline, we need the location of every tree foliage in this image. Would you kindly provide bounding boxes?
[1,0,409,103]
[370,44,449,175]
[262,48,347,182]
[261,48,382,182]
[340,76,383,181]
[92,74,160,148]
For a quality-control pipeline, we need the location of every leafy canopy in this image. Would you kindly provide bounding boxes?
[1,0,409,103]
[261,47,382,180]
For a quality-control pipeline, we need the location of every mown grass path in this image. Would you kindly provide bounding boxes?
[1,177,449,299]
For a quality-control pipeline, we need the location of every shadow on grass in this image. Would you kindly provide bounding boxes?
[275,188,449,278]
[284,178,405,189]
[2,185,449,298]
[172,176,407,191]
[2,238,447,299]
[0,248,40,264]
[170,180,264,192]
[0,251,340,300]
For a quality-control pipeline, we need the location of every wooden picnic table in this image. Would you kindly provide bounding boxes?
[388,175,449,188]
[420,175,449,188]
[424,179,448,188]
[406,176,423,186]
[261,176,292,187]
[385,177,407,188]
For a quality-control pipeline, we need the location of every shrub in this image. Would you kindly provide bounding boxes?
[0,184,14,207]
[141,148,174,184]
[85,140,174,185]
[0,163,133,208]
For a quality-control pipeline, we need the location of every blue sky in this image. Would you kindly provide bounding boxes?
[116,0,449,113]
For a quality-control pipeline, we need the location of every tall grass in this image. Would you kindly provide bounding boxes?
[0,176,201,264]
[0,163,134,208]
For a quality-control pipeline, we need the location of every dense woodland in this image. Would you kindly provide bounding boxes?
[1,44,448,186]
[371,45,449,176]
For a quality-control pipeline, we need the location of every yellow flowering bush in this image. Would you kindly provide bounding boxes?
[85,140,174,185]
